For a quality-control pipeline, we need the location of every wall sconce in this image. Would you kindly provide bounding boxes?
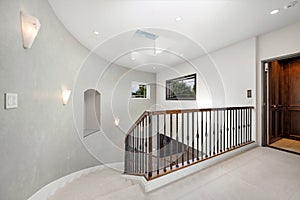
[20,11,41,49]
[62,90,71,105]
[114,117,120,126]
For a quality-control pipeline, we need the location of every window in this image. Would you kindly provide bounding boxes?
[166,73,196,100]
[131,82,150,99]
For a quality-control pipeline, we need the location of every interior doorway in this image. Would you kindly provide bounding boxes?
[263,54,300,154]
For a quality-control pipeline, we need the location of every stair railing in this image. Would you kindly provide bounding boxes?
[124,106,254,180]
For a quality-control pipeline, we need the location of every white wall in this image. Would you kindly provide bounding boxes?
[0,0,99,199]
[73,57,156,164]
[156,38,256,109]
[256,22,300,145]
[0,0,156,199]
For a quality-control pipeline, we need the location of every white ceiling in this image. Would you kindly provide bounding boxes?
[48,0,300,72]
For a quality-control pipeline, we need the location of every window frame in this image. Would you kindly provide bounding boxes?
[131,81,150,99]
[166,73,197,100]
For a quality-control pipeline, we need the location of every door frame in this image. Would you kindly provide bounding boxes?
[262,52,300,146]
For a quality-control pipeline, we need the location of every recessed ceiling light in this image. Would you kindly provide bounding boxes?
[93,31,100,35]
[270,9,280,15]
[175,16,182,22]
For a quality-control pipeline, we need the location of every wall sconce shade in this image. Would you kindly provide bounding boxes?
[20,12,41,49]
[114,117,120,126]
[62,90,71,105]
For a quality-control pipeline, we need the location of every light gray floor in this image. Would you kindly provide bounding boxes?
[48,147,300,200]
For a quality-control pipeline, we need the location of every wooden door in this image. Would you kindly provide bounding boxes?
[269,61,285,143]
[286,58,300,140]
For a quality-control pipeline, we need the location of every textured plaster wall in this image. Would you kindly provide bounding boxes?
[0,0,156,199]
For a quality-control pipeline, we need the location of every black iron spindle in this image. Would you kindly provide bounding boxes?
[201,111,204,160]
[213,110,216,155]
[141,120,144,174]
[169,114,173,169]
[205,111,208,158]
[192,112,195,162]
[148,114,153,178]
[209,111,211,157]
[182,113,185,166]
[145,117,148,175]
[197,112,200,160]
[176,113,179,168]
[163,113,167,172]
[250,108,252,141]
[223,110,226,152]
[216,110,219,154]
[187,112,190,164]
[227,109,229,150]
[157,115,160,175]
[229,109,232,149]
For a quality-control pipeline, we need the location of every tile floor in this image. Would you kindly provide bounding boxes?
[270,138,300,154]
[49,147,300,200]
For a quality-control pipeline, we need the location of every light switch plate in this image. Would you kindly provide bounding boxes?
[5,93,18,109]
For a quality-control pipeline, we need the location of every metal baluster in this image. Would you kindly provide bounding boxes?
[250,108,252,141]
[248,108,251,142]
[243,108,246,144]
[176,113,179,168]
[205,111,208,158]
[148,114,152,178]
[197,112,200,160]
[213,110,216,155]
[240,109,242,145]
[145,117,148,175]
[157,115,160,175]
[124,136,128,173]
[217,110,219,154]
[209,111,211,157]
[129,134,132,173]
[141,120,144,174]
[219,110,223,153]
[229,110,232,149]
[169,114,173,169]
[234,109,237,147]
[223,110,226,152]
[227,109,229,150]
[138,124,140,173]
[242,108,244,144]
[201,111,204,160]
[192,112,195,162]
[182,113,185,166]
[133,129,135,173]
[187,112,190,164]
[163,113,167,172]
[246,108,248,143]
[136,128,139,173]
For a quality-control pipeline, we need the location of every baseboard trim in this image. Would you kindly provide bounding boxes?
[28,162,123,200]
[123,143,258,192]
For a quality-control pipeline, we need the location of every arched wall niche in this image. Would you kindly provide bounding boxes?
[83,89,101,137]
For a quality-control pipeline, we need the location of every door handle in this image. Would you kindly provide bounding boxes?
[271,105,277,108]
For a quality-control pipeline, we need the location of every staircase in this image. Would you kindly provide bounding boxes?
[124,106,254,180]
[48,167,141,200]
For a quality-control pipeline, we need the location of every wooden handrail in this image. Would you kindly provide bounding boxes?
[126,106,254,137]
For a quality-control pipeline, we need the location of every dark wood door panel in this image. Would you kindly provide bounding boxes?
[289,60,300,106]
[290,110,300,136]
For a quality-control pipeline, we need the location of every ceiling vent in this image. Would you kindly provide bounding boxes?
[285,1,298,9]
[135,30,159,40]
